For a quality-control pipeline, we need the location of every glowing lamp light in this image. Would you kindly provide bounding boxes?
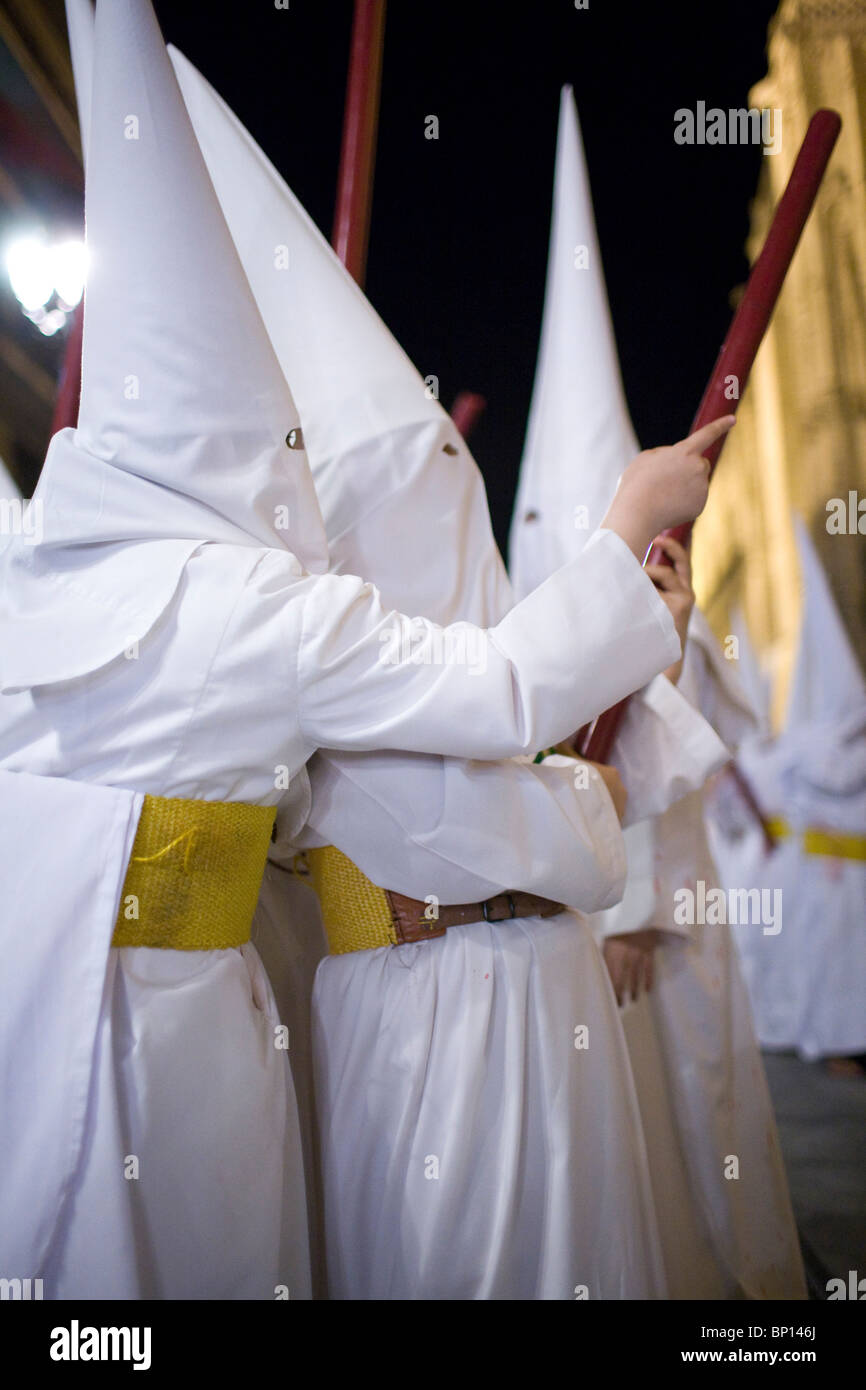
[6,236,54,312]
[4,234,87,328]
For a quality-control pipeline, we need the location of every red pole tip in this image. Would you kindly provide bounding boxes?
[811,108,842,139]
[451,391,487,441]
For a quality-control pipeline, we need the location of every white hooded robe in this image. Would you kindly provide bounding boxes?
[712,518,866,1062]
[510,86,804,1300]
[0,0,687,1300]
[172,52,736,1299]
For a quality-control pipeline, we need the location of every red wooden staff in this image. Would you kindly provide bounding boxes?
[577,109,842,766]
[332,0,387,287]
[50,297,84,435]
[727,760,777,855]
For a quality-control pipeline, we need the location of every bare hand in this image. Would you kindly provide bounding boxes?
[601,416,735,561]
[603,929,662,1005]
[645,535,695,683]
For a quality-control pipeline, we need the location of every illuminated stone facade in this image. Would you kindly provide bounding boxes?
[692,0,866,727]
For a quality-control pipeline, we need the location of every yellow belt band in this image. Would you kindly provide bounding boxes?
[766,817,866,862]
[306,846,399,955]
[113,794,276,950]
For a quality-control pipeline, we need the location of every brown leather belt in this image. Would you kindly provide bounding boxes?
[384,888,567,944]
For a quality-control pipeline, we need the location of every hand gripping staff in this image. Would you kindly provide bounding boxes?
[577,109,842,766]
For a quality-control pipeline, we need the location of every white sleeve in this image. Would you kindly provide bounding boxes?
[678,608,760,752]
[611,673,730,824]
[591,818,659,940]
[0,770,142,1273]
[296,527,681,760]
[593,806,699,943]
[596,613,743,941]
[294,748,626,913]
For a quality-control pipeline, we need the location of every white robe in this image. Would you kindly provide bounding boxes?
[303,753,667,1299]
[593,614,806,1299]
[162,48,717,1297]
[313,907,665,1300]
[708,519,866,1062]
[300,667,727,1299]
[612,798,806,1299]
[0,524,680,1297]
[252,856,329,1298]
[710,720,866,1062]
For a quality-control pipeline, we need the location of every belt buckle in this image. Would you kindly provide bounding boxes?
[482,893,516,924]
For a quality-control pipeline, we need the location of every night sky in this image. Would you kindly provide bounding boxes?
[153,0,781,550]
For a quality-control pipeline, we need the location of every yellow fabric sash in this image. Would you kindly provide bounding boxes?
[112,794,276,950]
[306,845,398,954]
[766,817,866,862]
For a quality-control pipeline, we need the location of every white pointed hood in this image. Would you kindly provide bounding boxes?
[170,45,511,627]
[509,86,758,749]
[746,517,866,827]
[509,86,638,599]
[765,515,866,819]
[677,606,761,750]
[0,0,327,694]
[727,606,772,734]
[65,0,94,166]
[786,514,866,730]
